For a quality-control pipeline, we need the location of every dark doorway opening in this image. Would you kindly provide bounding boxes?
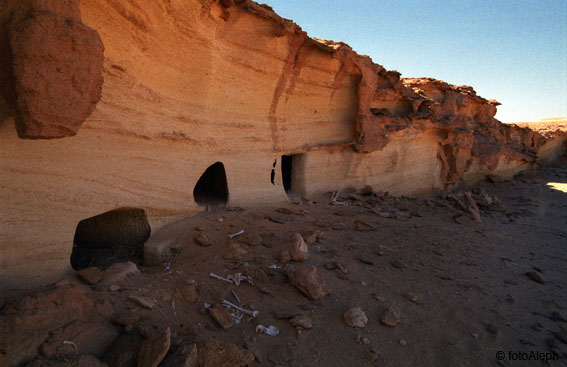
[193,162,229,206]
[281,155,293,192]
[70,207,151,270]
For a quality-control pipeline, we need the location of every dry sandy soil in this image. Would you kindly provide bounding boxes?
[2,159,567,367]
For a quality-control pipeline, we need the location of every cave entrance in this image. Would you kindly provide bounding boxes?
[282,154,305,197]
[282,155,293,192]
[70,207,151,270]
[193,162,229,206]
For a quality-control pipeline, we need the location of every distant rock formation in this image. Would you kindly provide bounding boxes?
[0,0,565,289]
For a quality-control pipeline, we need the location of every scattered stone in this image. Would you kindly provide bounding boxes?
[289,266,326,300]
[276,207,295,215]
[354,219,376,231]
[238,233,263,246]
[302,230,319,244]
[75,267,102,285]
[402,293,418,302]
[377,245,392,256]
[112,311,142,326]
[138,327,171,367]
[176,284,198,304]
[343,307,368,328]
[208,304,235,329]
[393,211,411,220]
[223,241,249,260]
[194,233,214,247]
[367,350,379,363]
[525,271,545,284]
[288,233,308,262]
[380,307,400,327]
[399,339,407,346]
[373,294,386,302]
[409,207,422,217]
[532,322,544,331]
[358,257,374,265]
[324,262,338,270]
[355,334,370,345]
[102,261,140,284]
[198,339,255,367]
[289,314,313,329]
[128,295,156,310]
[390,260,406,269]
[273,309,298,319]
[267,215,293,224]
[109,285,120,292]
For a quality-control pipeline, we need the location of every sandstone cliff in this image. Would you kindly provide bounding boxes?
[0,0,565,289]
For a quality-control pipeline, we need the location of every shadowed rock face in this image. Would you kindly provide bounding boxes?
[71,207,151,270]
[4,0,103,138]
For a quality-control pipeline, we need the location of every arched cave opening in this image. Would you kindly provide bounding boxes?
[193,162,229,206]
[70,207,151,270]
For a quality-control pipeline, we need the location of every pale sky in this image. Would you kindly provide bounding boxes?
[266,0,567,122]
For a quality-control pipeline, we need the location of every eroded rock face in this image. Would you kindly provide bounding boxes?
[7,2,103,138]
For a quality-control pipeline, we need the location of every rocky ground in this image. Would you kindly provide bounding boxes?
[1,159,567,367]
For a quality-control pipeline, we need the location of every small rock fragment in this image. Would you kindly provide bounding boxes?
[402,293,418,302]
[373,294,386,302]
[399,339,407,346]
[355,334,370,345]
[102,261,140,284]
[288,233,308,262]
[525,271,545,284]
[138,327,171,367]
[109,285,120,292]
[302,230,319,244]
[358,257,374,265]
[176,284,198,304]
[208,304,235,330]
[354,220,376,231]
[128,295,156,309]
[76,267,103,285]
[343,307,368,328]
[390,260,406,269]
[289,266,326,300]
[194,233,214,247]
[238,233,263,246]
[289,314,313,329]
[380,307,400,327]
[223,241,248,260]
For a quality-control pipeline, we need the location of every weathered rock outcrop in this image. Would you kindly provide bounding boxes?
[0,0,565,289]
[2,0,104,138]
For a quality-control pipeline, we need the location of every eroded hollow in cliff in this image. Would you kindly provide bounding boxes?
[70,207,151,270]
[282,154,304,197]
[193,162,229,206]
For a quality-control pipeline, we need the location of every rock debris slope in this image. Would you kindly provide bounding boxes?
[0,0,565,289]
